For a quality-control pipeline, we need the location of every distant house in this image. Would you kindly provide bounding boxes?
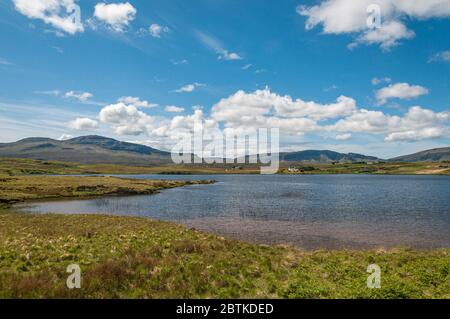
[287,167,300,173]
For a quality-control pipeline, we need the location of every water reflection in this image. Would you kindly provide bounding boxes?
[19,174,450,249]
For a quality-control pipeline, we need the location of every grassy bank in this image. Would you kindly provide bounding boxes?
[0,212,449,298]
[0,174,214,207]
[279,161,450,175]
[1,157,449,176]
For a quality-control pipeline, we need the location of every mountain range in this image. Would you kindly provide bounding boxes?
[389,147,450,162]
[0,135,448,165]
[0,136,170,165]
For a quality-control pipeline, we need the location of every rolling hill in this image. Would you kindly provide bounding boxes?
[389,147,450,162]
[0,135,448,165]
[279,150,380,163]
[0,136,172,165]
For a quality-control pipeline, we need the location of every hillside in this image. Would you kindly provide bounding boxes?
[389,147,450,162]
[279,150,380,163]
[1,136,448,165]
[0,136,171,165]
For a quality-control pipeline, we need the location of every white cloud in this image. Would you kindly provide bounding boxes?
[372,77,392,85]
[298,0,450,50]
[13,0,84,34]
[331,106,450,142]
[95,89,449,148]
[58,133,73,140]
[336,133,352,141]
[118,96,157,108]
[172,59,188,65]
[93,2,136,32]
[69,117,98,130]
[64,91,93,102]
[149,24,170,38]
[429,50,450,63]
[99,102,155,136]
[0,58,14,66]
[323,84,338,92]
[242,64,253,70]
[351,21,415,51]
[175,83,205,93]
[211,88,356,123]
[34,90,61,96]
[194,30,243,61]
[52,46,64,54]
[165,105,184,113]
[376,82,429,104]
[385,127,450,142]
[219,51,243,61]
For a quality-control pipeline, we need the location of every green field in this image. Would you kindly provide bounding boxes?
[1,212,449,298]
[0,157,449,176]
[0,174,213,207]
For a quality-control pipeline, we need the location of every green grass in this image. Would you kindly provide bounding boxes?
[280,162,450,175]
[0,174,214,207]
[1,157,449,176]
[0,212,448,298]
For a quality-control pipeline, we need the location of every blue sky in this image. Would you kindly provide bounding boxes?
[0,0,449,158]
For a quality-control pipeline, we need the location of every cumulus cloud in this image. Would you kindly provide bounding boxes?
[385,127,450,142]
[69,118,98,130]
[211,88,356,123]
[99,102,154,136]
[149,24,170,38]
[165,105,184,113]
[64,91,93,102]
[96,89,449,148]
[13,0,84,34]
[298,0,450,50]
[376,83,429,104]
[93,2,136,32]
[175,83,205,93]
[350,20,415,50]
[331,106,449,142]
[117,96,157,108]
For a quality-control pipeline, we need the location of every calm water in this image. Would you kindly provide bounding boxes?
[18,174,450,249]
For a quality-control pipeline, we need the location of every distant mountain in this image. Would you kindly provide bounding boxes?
[389,147,450,162]
[279,150,380,163]
[3,135,445,166]
[0,135,171,165]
